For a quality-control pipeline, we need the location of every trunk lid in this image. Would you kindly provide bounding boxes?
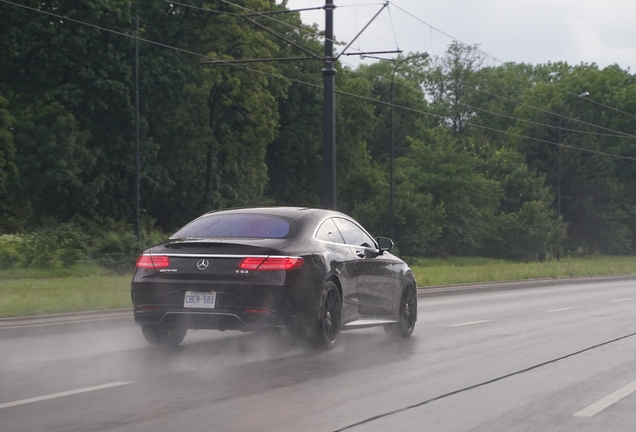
[143,238,291,281]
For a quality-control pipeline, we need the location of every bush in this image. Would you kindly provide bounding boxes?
[0,224,88,268]
[0,219,167,272]
[90,231,165,273]
[489,201,566,261]
[0,234,25,267]
[86,219,167,273]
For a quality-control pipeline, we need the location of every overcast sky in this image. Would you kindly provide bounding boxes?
[285,0,636,72]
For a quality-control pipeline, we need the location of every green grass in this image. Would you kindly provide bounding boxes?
[0,263,119,280]
[411,256,636,287]
[2,257,636,318]
[0,264,131,318]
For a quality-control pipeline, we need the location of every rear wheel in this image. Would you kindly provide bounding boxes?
[141,325,187,346]
[385,282,417,337]
[313,281,342,349]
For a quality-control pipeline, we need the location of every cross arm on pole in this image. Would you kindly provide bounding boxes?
[336,2,388,60]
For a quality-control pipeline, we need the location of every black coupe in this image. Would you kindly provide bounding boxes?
[131,207,417,348]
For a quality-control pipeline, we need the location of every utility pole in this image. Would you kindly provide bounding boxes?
[200,1,389,211]
[321,0,336,210]
[134,0,141,241]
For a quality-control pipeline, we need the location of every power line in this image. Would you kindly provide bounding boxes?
[581,96,636,120]
[0,0,219,62]
[0,0,324,86]
[214,0,397,59]
[3,0,635,163]
[336,88,636,161]
[164,0,324,58]
[216,0,636,131]
[189,0,636,136]
[388,1,636,121]
[387,1,505,65]
[466,87,636,138]
[386,3,400,52]
[458,101,636,139]
[340,58,636,140]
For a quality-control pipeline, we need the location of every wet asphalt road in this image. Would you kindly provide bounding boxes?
[2,279,636,431]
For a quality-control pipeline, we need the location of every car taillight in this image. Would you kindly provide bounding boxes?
[136,255,170,269]
[238,257,304,271]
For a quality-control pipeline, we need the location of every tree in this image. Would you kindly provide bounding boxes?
[511,62,636,254]
[0,0,135,224]
[425,41,484,135]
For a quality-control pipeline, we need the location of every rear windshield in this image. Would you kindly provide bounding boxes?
[171,214,293,239]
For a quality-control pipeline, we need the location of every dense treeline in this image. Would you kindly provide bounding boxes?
[1,0,636,265]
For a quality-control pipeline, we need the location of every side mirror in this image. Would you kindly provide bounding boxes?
[377,237,394,253]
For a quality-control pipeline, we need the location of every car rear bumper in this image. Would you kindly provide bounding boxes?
[134,307,286,331]
[131,279,315,331]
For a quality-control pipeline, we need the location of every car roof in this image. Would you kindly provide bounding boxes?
[205,206,347,222]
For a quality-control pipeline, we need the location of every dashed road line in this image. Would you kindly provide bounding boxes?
[546,307,575,313]
[448,320,491,327]
[611,298,633,303]
[0,382,132,410]
[574,379,636,417]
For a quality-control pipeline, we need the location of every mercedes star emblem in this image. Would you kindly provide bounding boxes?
[196,259,209,270]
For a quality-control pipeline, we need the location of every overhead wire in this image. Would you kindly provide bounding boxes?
[171,0,404,66]
[334,82,636,160]
[350,1,636,139]
[335,57,636,140]
[386,2,400,52]
[0,0,324,88]
[387,1,504,65]
[464,87,636,138]
[457,101,636,139]
[350,90,636,161]
[215,0,405,59]
[164,0,324,58]
[372,1,636,134]
[388,1,636,121]
[2,0,635,162]
[583,97,636,120]
[167,0,389,59]
[0,0,220,60]
[106,0,636,135]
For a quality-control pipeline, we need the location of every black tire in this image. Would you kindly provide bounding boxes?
[385,282,417,338]
[141,325,187,346]
[313,281,342,349]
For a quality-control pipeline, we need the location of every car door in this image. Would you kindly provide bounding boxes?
[332,217,395,315]
[314,217,359,323]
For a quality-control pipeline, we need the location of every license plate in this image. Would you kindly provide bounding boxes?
[184,291,216,309]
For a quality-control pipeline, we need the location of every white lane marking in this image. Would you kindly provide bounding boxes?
[611,298,633,303]
[0,382,131,410]
[448,320,491,327]
[574,379,636,417]
[546,307,575,313]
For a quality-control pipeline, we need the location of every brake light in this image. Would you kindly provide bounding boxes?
[245,308,273,315]
[238,257,304,271]
[136,255,170,269]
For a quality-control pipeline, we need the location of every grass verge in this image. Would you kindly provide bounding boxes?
[0,264,131,318]
[1,257,636,318]
[411,256,636,286]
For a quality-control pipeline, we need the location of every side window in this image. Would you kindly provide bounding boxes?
[315,218,345,244]
[333,218,376,248]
